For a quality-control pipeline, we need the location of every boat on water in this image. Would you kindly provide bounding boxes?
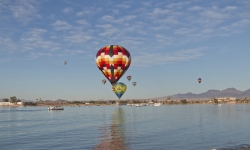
[154,103,161,106]
[218,103,221,106]
[135,104,142,107]
[48,106,64,110]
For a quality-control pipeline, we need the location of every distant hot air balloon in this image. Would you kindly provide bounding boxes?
[96,45,131,87]
[64,61,67,65]
[102,79,106,85]
[132,82,137,87]
[127,76,132,81]
[198,78,202,84]
[113,82,126,99]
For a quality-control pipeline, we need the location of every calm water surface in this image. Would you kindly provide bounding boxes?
[0,104,250,150]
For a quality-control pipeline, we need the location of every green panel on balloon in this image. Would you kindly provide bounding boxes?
[113,82,126,99]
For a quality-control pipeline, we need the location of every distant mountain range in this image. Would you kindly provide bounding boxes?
[158,88,250,100]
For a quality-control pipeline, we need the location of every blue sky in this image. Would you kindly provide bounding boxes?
[1,0,250,101]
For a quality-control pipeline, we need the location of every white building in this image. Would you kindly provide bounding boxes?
[0,102,24,106]
[217,97,236,101]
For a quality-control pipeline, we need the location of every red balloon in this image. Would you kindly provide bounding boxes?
[96,45,131,86]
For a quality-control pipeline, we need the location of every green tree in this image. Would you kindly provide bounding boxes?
[10,96,17,103]
[3,98,9,102]
[181,99,187,104]
[213,98,218,103]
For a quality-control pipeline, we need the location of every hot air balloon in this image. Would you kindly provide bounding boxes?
[102,79,106,84]
[64,61,67,65]
[132,82,137,87]
[198,78,202,84]
[96,45,131,87]
[113,82,126,99]
[127,76,132,81]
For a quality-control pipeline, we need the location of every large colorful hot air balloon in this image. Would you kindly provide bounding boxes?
[96,45,131,86]
[102,79,106,84]
[127,76,132,81]
[198,78,202,84]
[132,82,137,87]
[113,82,126,99]
[64,61,67,65]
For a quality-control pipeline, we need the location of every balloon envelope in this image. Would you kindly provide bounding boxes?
[102,79,106,84]
[113,82,127,99]
[96,45,131,86]
[198,78,202,83]
[127,76,132,81]
[132,82,137,86]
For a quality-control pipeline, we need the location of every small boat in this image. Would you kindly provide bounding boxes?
[135,104,142,107]
[218,103,221,106]
[154,103,161,106]
[48,106,64,110]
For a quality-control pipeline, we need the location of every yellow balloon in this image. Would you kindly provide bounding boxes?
[113,82,127,99]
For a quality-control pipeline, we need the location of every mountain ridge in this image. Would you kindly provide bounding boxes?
[160,87,250,100]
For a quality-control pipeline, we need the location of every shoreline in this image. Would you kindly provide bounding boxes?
[0,102,249,107]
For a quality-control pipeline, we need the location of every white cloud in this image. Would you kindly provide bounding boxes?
[174,28,195,35]
[154,16,179,25]
[151,8,170,16]
[21,28,59,51]
[64,32,92,43]
[133,48,204,67]
[188,6,202,11]
[75,19,89,26]
[1,0,250,62]
[166,2,190,9]
[201,10,229,19]
[151,26,170,31]
[116,15,136,24]
[8,0,39,23]
[195,18,223,28]
[112,9,119,14]
[137,29,147,35]
[201,28,214,34]
[155,35,172,45]
[0,57,15,63]
[76,11,84,16]
[222,6,237,12]
[117,4,130,9]
[219,26,230,31]
[0,37,18,52]
[101,15,114,21]
[96,24,119,36]
[63,7,72,13]
[141,2,151,6]
[64,49,85,55]
[231,19,250,28]
[100,15,136,24]
[51,20,72,30]
[76,10,91,16]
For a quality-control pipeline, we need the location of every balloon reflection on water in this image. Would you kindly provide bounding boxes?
[95,107,128,150]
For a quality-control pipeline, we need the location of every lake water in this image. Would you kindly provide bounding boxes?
[1,104,250,150]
